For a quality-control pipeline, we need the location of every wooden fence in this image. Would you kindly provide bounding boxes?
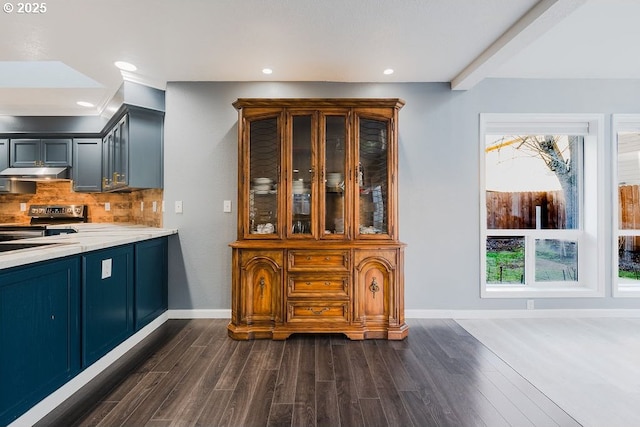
[619,185,640,252]
[487,185,640,231]
[486,190,565,229]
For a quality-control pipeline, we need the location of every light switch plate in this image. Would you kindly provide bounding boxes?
[152,201,157,212]
[105,202,111,212]
[20,203,27,212]
[175,200,183,214]
[223,200,232,213]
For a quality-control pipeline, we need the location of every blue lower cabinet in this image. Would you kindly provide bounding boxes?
[82,245,134,367]
[135,237,168,330]
[0,257,81,426]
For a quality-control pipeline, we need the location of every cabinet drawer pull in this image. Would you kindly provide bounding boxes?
[305,281,312,286]
[306,256,312,260]
[324,281,331,286]
[308,307,329,315]
[324,257,331,261]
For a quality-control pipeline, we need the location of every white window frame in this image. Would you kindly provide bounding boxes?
[612,114,640,297]
[480,114,605,298]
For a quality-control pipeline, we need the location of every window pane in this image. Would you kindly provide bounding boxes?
[486,237,525,284]
[535,239,577,282]
[292,115,312,235]
[325,116,346,235]
[359,118,388,234]
[485,135,581,229]
[617,132,640,230]
[619,236,640,282]
[249,118,278,234]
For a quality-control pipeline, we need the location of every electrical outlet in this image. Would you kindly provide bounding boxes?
[140,201,144,211]
[20,203,27,212]
[175,200,183,214]
[105,202,110,212]
[223,200,232,213]
[527,299,535,310]
[152,201,157,212]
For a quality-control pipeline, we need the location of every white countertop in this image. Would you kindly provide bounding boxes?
[0,223,178,270]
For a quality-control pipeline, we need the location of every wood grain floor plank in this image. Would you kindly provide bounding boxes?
[214,340,255,390]
[262,339,286,371]
[193,390,233,427]
[95,371,166,427]
[345,341,378,399]
[73,401,118,427]
[217,344,268,427]
[151,342,224,420]
[118,346,206,426]
[399,390,439,427]
[359,398,388,427]
[332,344,365,427]
[362,340,414,427]
[292,336,316,426]
[315,336,334,382]
[242,368,278,427]
[267,403,293,427]
[167,339,240,427]
[272,338,301,404]
[315,381,340,427]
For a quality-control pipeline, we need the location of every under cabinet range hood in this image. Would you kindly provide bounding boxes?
[0,167,69,180]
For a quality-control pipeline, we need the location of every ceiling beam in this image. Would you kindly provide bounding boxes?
[450,0,586,91]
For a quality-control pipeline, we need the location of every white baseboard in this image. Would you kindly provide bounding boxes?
[406,309,640,319]
[168,308,640,320]
[168,309,231,319]
[10,313,169,427]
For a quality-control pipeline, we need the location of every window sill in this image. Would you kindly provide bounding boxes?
[483,285,603,298]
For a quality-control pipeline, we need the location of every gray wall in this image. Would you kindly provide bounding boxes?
[163,79,640,312]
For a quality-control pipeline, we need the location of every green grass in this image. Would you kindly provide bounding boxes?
[486,249,525,284]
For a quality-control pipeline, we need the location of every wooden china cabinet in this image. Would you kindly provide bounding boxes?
[228,98,408,340]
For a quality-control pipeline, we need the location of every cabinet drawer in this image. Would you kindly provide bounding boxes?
[288,275,349,297]
[286,301,349,323]
[288,250,350,271]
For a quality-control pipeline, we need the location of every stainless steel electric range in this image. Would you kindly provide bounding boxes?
[0,204,88,241]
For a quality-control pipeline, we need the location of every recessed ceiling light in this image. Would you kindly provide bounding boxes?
[114,61,137,72]
[76,101,94,108]
[383,68,394,75]
[262,68,273,75]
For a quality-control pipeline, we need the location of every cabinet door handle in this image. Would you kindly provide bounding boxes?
[369,277,380,298]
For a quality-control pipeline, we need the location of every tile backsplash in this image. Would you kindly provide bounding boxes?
[0,181,163,227]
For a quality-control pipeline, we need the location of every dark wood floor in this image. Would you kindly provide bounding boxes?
[38,319,581,427]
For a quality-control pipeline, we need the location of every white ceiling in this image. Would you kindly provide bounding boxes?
[1,0,638,116]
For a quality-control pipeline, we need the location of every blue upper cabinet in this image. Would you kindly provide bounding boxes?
[0,138,8,170]
[72,138,102,192]
[10,138,72,167]
[102,108,163,192]
[0,257,81,426]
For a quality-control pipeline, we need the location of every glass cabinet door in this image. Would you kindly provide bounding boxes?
[247,117,279,236]
[357,117,390,237]
[322,114,347,238]
[290,114,314,237]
